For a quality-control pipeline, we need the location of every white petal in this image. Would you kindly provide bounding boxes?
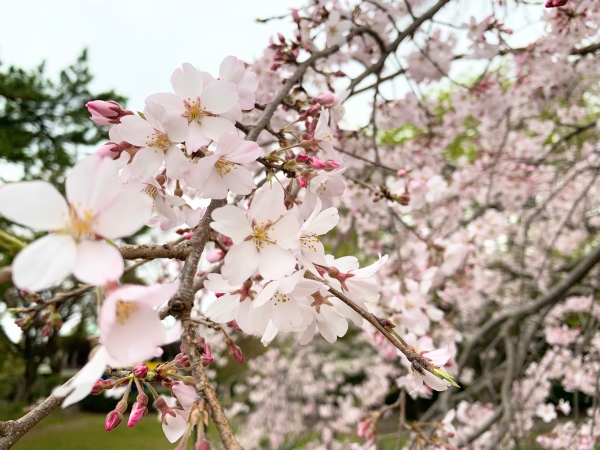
[258,244,297,280]
[205,294,238,323]
[93,184,152,239]
[145,92,185,115]
[54,346,109,408]
[201,80,239,114]
[298,319,317,345]
[0,181,69,230]
[164,116,189,143]
[185,154,219,191]
[165,145,190,180]
[171,63,203,100]
[271,297,303,332]
[199,116,237,142]
[116,115,156,147]
[268,214,301,249]
[221,164,255,196]
[73,240,124,285]
[185,121,210,153]
[13,234,77,291]
[130,147,165,180]
[210,205,252,244]
[221,241,259,285]
[319,305,348,341]
[249,183,286,225]
[204,273,240,292]
[162,410,189,443]
[201,170,230,199]
[307,207,339,236]
[260,320,279,346]
[252,280,280,308]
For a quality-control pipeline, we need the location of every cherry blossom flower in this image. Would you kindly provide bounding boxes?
[300,167,346,218]
[98,281,180,366]
[298,198,339,273]
[536,403,558,423]
[185,131,262,198]
[115,103,189,180]
[410,347,453,395]
[0,155,152,291]
[210,184,301,285]
[323,253,388,304]
[217,55,259,111]
[326,10,352,47]
[146,63,239,153]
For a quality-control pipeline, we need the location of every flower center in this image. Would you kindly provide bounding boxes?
[316,180,329,195]
[214,159,236,176]
[68,207,95,240]
[301,233,320,252]
[251,221,277,249]
[145,131,171,150]
[183,99,210,123]
[272,293,290,306]
[116,300,140,325]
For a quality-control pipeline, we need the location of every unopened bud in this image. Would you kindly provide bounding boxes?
[324,160,340,171]
[91,380,104,395]
[291,8,301,24]
[227,339,244,363]
[132,365,148,379]
[196,440,212,450]
[296,153,309,163]
[206,248,225,263]
[127,400,148,428]
[397,169,407,178]
[105,410,123,431]
[87,100,133,126]
[307,156,325,170]
[296,176,308,188]
[312,92,336,107]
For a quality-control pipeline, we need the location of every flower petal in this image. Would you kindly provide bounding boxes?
[268,214,300,249]
[199,116,236,142]
[221,164,255,196]
[73,240,124,285]
[165,145,190,180]
[221,241,259,285]
[201,80,239,114]
[0,181,69,230]
[205,293,238,323]
[201,169,229,199]
[12,234,77,291]
[130,147,165,180]
[171,63,203,100]
[210,205,252,244]
[258,244,297,280]
[93,184,152,239]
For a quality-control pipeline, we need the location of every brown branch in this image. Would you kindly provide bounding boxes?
[119,241,191,260]
[0,394,64,450]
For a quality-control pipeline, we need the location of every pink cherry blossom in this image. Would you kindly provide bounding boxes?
[298,198,339,273]
[0,155,152,291]
[146,63,239,153]
[326,10,352,47]
[185,131,262,198]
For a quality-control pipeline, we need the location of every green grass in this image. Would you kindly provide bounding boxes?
[13,409,174,450]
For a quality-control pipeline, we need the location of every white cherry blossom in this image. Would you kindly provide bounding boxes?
[210,184,301,285]
[0,156,152,291]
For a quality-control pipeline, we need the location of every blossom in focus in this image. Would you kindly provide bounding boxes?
[218,55,259,110]
[210,184,301,285]
[323,253,388,304]
[300,167,346,218]
[410,347,453,395]
[0,155,153,291]
[298,198,339,274]
[86,100,133,126]
[185,131,262,198]
[115,103,189,180]
[146,63,239,153]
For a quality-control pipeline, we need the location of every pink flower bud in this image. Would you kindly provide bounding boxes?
[324,160,340,171]
[227,340,244,363]
[296,176,308,188]
[226,320,242,331]
[206,248,225,263]
[127,400,148,428]
[299,104,321,120]
[397,169,407,178]
[196,440,212,450]
[296,153,309,163]
[545,0,568,6]
[221,236,233,247]
[91,380,104,395]
[105,410,123,431]
[132,365,148,379]
[291,9,301,24]
[312,93,336,107]
[86,100,133,126]
[95,142,120,159]
[308,156,325,170]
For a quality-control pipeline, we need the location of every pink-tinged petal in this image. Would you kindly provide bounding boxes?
[219,56,244,83]
[277,270,303,294]
[268,214,300,249]
[219,103,243,123]
[53,346,109,408]
[201,80,239,114]
[164,321,183,344]
[221,165,255,196]
[330,297,363,326]
[0,181,69,230]
[66,156,122,218]
[201,71,216,85]
[227,141,263,164]
[143,102,169,131]
[204,273,240,293]
[252,280,280,308]
[165,145,190,180]
[185,121,210,154]
[102,303,165,366]
[145,92,185,115]
[249,184,286,225]
[205,293,238,323]
[73,240,124,285]
[319,305,348,342]
[234,298,257,334]
[422,370,451,392]
[163,116,189,143]
[116,115,156,147]
[162,410,189,443]
[12,234,77,291]
[130,147,165,180]
[424,347,453,366]
[221,241,259,285]
[93,184,152,239]
[258,244,297,280]
[171,63,203,100]
[353,254,388,278]
[171,382,197,410]
[201,170,229,199]
[185,154,219,191]
[210,205,252,244]
[199,116,236,142]
[144,281,181,308]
